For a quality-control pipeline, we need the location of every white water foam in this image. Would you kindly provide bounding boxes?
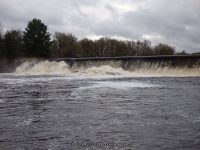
[0,99,5,103]
[15,61,71,75]
[81,65,131,76]
[79,81,161,90]
[14,60,200,77]
[16,118,33,127]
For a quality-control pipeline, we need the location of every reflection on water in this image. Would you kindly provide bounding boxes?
[0,75,200,149]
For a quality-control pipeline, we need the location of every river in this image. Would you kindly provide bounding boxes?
[0,60,200,149]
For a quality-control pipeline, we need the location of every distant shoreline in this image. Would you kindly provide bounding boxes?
[50,54,200,61]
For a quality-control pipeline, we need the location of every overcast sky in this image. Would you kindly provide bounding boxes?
[0,0,200,52]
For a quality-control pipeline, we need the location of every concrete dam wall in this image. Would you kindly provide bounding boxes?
[52,55,200,68]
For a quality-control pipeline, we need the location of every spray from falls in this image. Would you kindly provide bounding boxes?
[14,59,200,77]
[15,61,71,75]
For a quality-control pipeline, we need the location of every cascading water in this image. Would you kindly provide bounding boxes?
[14,59,200,77]
[15,61,72,75]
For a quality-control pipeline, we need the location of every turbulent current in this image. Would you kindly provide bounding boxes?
[15,60,200,77]
[0,60,200,149]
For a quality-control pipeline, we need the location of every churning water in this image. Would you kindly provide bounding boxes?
[15,60,200,77]
[0,60,200,149]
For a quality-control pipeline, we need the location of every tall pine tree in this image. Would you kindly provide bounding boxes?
[4,30,24,58]
[24,18,51,57]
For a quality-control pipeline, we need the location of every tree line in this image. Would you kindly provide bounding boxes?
[0,18,186,59]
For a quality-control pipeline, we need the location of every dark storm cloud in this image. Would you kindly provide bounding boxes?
[0,0,200,52]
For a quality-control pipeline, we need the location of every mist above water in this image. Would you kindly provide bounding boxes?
[14,60,200,77]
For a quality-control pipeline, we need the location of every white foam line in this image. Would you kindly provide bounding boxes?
[79,81,161,90]
[0,99,5,103]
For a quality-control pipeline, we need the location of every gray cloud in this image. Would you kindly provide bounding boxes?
[0,0,200,52]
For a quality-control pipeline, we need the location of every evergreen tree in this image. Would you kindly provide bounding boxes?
[0,24,6,58]
[4,30,24,58]
[0,32,6,58]
[24,18,51,57]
